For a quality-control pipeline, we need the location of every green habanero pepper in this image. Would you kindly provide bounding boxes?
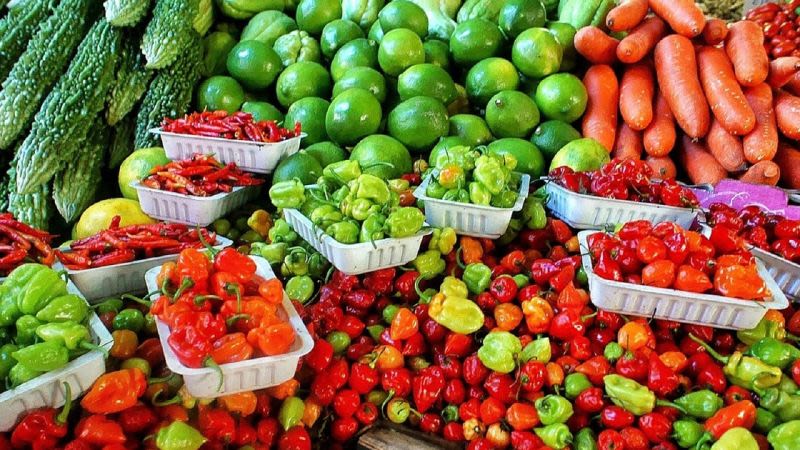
[425,180,447,199]
[468,182,492,206]
[323,160,362,184]
[240,229,264,243]
[360,214,386,244]
[474,154,508,195]
[757,387,800,422]
[387,398,411,424]
[389,178,409,193]
[412,250,445,279]
[463,263,492,294]
[603,374,679,416]
[711,427,758,450]
[16,267,68,315]
[354,174,391,205]
[285,276,314,304]
[35,294,88,323]
[565,373,592,399]
[269,179,306,209]
[737,317,788,346]
[522,196,547,229]
[442,404,459,423]
[349,198,379,222]
[492,190,518,209]
[428,293,484,335]
[268,219,298,244]
[438,164,466,190]
[283,247,309,276]
[691,334,782,390]
[0,343,18,380]
[442,188,469,203]
[15,315,42,346]
[674,389,723,420]
[35,321,99,351]
[778,374,798,393]
[326,331,351,354]
[755,407,780,433]
[307,252,329,279]
[5,264,52,305]
[497,218,523,247]
[278,396,305,431]
[8,362,42,388]
[767,420,800,450]
[431,145,477,171]
[604,342,624,363]
[534,423,572,450]
[330,185,351,205]
[155,420,207,450]
[382,305,400,324]
[440,277,468,299]
[310,204,344,230]
[326,220,360,244]
[300,193,327,219]
[673,419,704,448]
[246,209,271,238]
[251,242,287,265]
[477,331,521,374]
[520,337,552,363]
[94,297,123,315]
[512,273,529,288]
[386,207,425,238]
[746,337,800,369]
[573,428,597,450]
[535,395,574,425]
[366,325,384,342]
[113,308,145,333]
[12,341,69,372]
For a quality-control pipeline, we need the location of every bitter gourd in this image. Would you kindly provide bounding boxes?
[107,35,153,126]
[53,116,109,222]
[0,0,56,82]
[141,0,200,69]
[14,19,120,194]
[104,0,151,27]
[108,113,135,168]
[0,0,93,149]
[135,32,203,148]
[194,0,213,36]
[7,149,53,230]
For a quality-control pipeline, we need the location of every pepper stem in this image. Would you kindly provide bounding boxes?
[455,247,466,269]
[204,356,224,392]
[380,389,395,418]
[172,277,195,301]
[148,373,177,385]
[197,227,219,257]
[194,294,223,307]
[225,314,251,328]
[786,333,800,342]
[414,275,432,303]
[121,293,152,307]
[152,390,181,407]
[655,399,687,414]
[56,382,72,425]
[80,341,109,358]
[688,333,729,363]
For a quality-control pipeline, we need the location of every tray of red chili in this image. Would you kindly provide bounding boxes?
[0,213,56,278]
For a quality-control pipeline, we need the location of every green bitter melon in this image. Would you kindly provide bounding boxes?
[7,148,53,230]
[107,34,153,126]
[141,0,200,69]
[108,112,135,168]
[104,0,151,27]
[0,0,57,82]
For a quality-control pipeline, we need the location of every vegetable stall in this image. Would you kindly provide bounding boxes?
[1,0,800,449]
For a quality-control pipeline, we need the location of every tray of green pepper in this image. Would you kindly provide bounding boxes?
[0,264,113,431]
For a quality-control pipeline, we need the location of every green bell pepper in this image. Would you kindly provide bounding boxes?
[412,250,445,279]
[442,188,469,203]
[535,395,574,425]
[468,182,492,206]
[269,180,306,209]
[474,154,508,195]
[477,331,521,374]
[425,180,447,199]
[737,317,788,346]
[386,207,425,238]
[15,315,42,346]
[674,390,723,420]
[0,343,18,380]
[768,420,800,450]
[251,242,287,265]
[12,342,69,372]
[8,362,42,388]
[520,337,551,363]
[673,419,704,448]
[746,337,800,369]
[354,174,391,205]
[113,308,145,333]
[604,342,624,363]
[311,204,344,229]
[522,196,547,229]
[324,160,362,185]
[269,219,298,244]
[573,428,597,450]
[35,294,88,324]
[534,423,572,450]
[440,277,468,299]
[428,293,484,335]
[755,407,780,433]
[564,373,592,399]
[757,387,800,422]
[155,420,207,450]
[285,276,314,304]
[711,427,758,450]
[35,321,97,351]
[326,221,360,244]
[463,263,491,294]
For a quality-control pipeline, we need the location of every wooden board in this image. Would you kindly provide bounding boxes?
[357,421,461,450]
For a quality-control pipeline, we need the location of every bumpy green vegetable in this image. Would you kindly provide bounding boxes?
[135,32,203,148]
[194,0,214,35]
[7,149,53,230]
[104,0,152,27]
[0,0,93,149]
[15,19,120,194]
[0,0,56,82]
[141,0,200,69]
[109,114,136,168]
[53,117,109,222]
[106,35,153,126]
[456,0,501,22]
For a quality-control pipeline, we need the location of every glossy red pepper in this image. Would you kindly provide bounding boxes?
[10,383,72,448]
[76,415,126,446]
[199,407,236,443]
[412,366,445,413]
[647,352,680,397]
[381,367,412,397]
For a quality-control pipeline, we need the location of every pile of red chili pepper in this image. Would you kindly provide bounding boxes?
[55,216,218,270]
[549,159,700,208]
[0,213,54,275]
[161,110,301,143]
[747,0,800,58]
[150,246,296,370]
[587,220,770,300]
[707,202,800,263]
[140,154,265,196]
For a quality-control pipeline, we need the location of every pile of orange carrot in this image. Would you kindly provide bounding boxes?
[572,0,800,190]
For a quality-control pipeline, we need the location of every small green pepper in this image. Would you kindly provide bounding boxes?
[388,179,409,193]
[269,179,306,209]
[307,252,329,279]
[430,145,477,170]
[463,263,491,294]
[366,325,384,342]
[573,428,597,450]
[604,342,624,363]
[278,396,305,431]
[354,174,391,205]
[757,387,800,422]
[535,395,574,425]
[755,407,780,433]
[474,154,508,195]
[468,182,491,205]
[522,196,547,229]
[251,242,287,265]
[212,218,231,236]
[428,227,457,255]
[428,294,484,335]
[386,207,425,238]
[239,230,263,243]
[382,305,400,324]
[691,335,783,390]
[440,277,468,299]
[8,362,42,388]
[323,160,362,184]
[0,343,18,380]
[746,337,800,369]
[768,420,800,450]
[477,331,521,374]
[604,374,669,416]
[674,389,723,420]
[349,198,379,222]
[310,204,344,230]
[326,220,360,244]
[565,373,592,399]
[442,188,469,203]
[17,268,68,315]
[331,185,351,205]
[534,423,572,450]
[0,295,21,328]
[12,342,69,372]
[268,219,298,244]
[121,357,152,378]
[520,337,552,363]
[738,317,788,346]
[35,321,98,351]
[36,294,89,324]
[425,180,447,199]
[711,427,758,450]
[285,276,314,304]
[155,420,207,450]
[93,298,123,315]
[14,315,42,346]
[367,390,389,406]
[360,214,386,244]
[246,209,271,238]
[113,308,145,333]
[326,331,351,354]
[672,419,704,448]
[386,398,411,424]
[442,404,459,423]
[491,190,518,208]
[282,247,309,276]
[411,250,445,279]
[779,375,798,393]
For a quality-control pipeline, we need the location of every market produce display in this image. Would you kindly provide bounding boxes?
[139,154,265,196]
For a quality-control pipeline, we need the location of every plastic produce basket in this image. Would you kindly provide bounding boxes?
[145,256,313,397]
[55,236,232,303]
[151,128,303,174]
[413,173,531,238]
[544,181,700,230]
[283,208,430,275]
[0,282,113,431]
[578,231,789,330]
[749,247,800,299]
[132,182,260,226]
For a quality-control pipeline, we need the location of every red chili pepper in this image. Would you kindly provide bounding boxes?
[576,387,606,414]
[355,402,379,426]
[575,356,612,385]
[213,248,256,282]
[332,389,360,418]
[443,332,473,357]
[483,372,516,404]
[703,400,757,440]
[306,339,334,373]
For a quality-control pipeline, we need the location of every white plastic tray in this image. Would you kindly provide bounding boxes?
[544,181,700,230]
[0,282,113,431]
[750,246,800,299]
[133,182,260,226]
[578,231,789,329]
[413,173,530,238]
[145,256,313,397]
[151,128,304,174]
[55,236,232,303]
[284,208,430,275]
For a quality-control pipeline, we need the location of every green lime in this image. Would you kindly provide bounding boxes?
[449,18,504,67]
[487,138,545,178]
[273,30,322,67]
[305,141,346,167]
[275,61,332,107]
[485,90,540,139]
[325,88,383,146]
[118,147,170,200]
[547,21,578,72]
[449,114,493,146]
[320,19,364,59]
[534,73,587,123]
[429,136,469,165]
[397,63,457,105]
[226,40,282,91]
[379,0,428,37]
[333,67,387,103]
[350,134,412,178]
[368,20,385,42]
[273,150,324,184]
[512,28,562,79]
[465,57,520,107]
[285,97,331,145]
[242,101,284,123]
[387,96,449,153]
[531,120,582,160]
[423,40,450,71]
[241,11,298,47]
[549,138,611,172]
[296,0,342,35]
[196,76,245,113]
[378,28,425,77]
[202,31,237,77]
[499,0,546,39]
[330,38,379,81]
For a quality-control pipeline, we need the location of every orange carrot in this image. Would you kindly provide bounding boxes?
[738,161,781,186]
[617,16,669,64]
[574,26,619,65]
[606,0,649,32]
[784,73,800,96]
[706,119,745,172]
[620,63,655,131]
[613,122,643,160]
[643,91,677,157]
[654,35,711,138]
[696,46,756,136]
[775,90,800,140]
[743,83,778,163]
[774,143,800,188]
[768,57,800,88]
[725,21,769,87]
[645,155,677,179]
[702,18,729,45]
[649,0,706,38]
[582,65,619,152]
[678,135,728,185]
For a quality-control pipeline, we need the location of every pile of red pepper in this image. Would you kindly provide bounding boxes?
[161,110,301,143]
[707,202,800,263]
[0,213,54,275]
[747,1,800,58]
[549,159,700,208]
[55,217,218,270]
[140,154,264,197]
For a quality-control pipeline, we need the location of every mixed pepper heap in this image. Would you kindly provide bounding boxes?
[588,219,770,300]
[161,110,301,142]
[56,216,219,270]
[0,213,55,275]
[707,202,800,263]
[425,146,522,208]
[140,154,265,196]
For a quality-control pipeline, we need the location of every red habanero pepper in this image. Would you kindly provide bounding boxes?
[81,368,147,414]
[211,332,253,364]
[724,386,752,405]
[703,400,757,440]
[594,251,623,281]
[362,268,396,296]
[199,407,237,443]
[175,248,212,294]
[647,352,680,397]
[413,366,445,413]
[306,339,334,373]
[490,276,518,303]
[210,271,244,307]
[601,405,636,430]
[638,412,672,443]
[444,333,474,357]
[75,415,127,446]
[167,326,214,367]
[394,270,420,302]
[213,248,256,282]
[170,311,227,342]
[463,354,490,386]
[598,430,626,449]
[381,367,413,397]
[11,383,72,448]
[118,403,158,434]
[500,250,525,273]
[576,387,606,414]
[575,356,612,386]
